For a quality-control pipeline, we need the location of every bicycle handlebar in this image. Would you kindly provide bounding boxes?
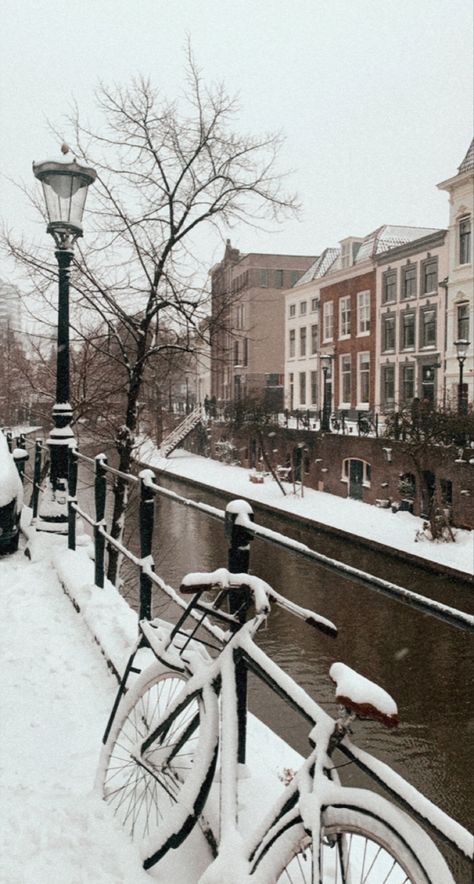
[179,568,337,637]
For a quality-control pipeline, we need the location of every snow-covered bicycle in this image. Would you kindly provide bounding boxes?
[97,568,472,882]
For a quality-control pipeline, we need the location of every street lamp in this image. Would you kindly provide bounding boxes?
[320,353,333,433]
[33,149,96,524]
[454,339,470,415]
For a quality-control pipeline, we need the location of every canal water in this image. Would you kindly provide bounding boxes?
[77,463,473,877]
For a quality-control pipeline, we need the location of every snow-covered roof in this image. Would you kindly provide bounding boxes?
[354,225,439,263]
[458,138,474,173]
[294,247,340,286]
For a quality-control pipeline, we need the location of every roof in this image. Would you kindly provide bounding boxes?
[458,138,474,173]
[294,247,340,286]
[354,225,439,263]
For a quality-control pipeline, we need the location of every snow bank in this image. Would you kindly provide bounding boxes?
[136,440,474,577]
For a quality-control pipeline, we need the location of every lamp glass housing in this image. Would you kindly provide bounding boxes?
[320,353,333,370]
[454,339,470,361]
[33,158,96,239]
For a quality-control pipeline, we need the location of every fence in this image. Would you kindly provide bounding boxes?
[7,431,474,879]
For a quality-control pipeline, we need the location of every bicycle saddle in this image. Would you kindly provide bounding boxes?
[330,662,399,728]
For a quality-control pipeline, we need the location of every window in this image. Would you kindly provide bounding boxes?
[310,370,317,404]
[341,354,351,403]
[422,258,437,294]
[311,297,318,312]
[459,217,471,265]
[382,364,395,407]
[323,301,333,341]
[401,312,415,349]
[275,270,284,288]
[300,326,307,357]
[401,363,415,403]
[339,295,351,337]
[300,301,307,315]
[234,303,244,329]
[291,270,300,286]
[402,264,417,300]
[289,303,296,317]
[382,315,395,352]
[457,302,470,340]
[357,290,370,334]
[233,340,239,365]
[289,329,295,358]
[299,371,306,405]
[358,353,370,404]
[382,270,397,304]
[342,458,371,487]
[421,308,436,347]
[260,269,269,287]
[243,337,248,366]
[289,373,294,410]
[311,324,318,355]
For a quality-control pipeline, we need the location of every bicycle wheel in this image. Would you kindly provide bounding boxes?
[99,662,211,852]
[251,799,454,883]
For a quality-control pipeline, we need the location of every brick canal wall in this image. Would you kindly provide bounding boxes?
[184,423,474,530]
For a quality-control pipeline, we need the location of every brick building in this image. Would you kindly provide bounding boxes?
[210,240,315,408]
[317,226,438,415]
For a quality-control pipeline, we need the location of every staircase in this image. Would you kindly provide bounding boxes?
[159,406,204,457]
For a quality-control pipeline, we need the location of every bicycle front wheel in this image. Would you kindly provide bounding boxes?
[100,664,204,845]
[251,800,454,883]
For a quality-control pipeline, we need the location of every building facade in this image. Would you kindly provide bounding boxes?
[284,249,339,411]
[437,139,474,410]
[375,230,448,411]
[210,240,315,409]
[316,226,438,416]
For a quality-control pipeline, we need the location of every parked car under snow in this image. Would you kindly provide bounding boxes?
[0,434,25,554]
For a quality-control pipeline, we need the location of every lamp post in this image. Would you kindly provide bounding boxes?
[320,353,333,432]
[33,150,96,524]
[454,339,470,415]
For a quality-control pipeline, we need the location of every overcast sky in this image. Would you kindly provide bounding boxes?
[1,0,472,279]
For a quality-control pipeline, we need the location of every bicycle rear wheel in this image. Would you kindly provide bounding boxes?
[99,663,211,853]
[251,799,454,883]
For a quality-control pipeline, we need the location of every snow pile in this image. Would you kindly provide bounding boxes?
[53,547,138,675]
[0,433,23,508]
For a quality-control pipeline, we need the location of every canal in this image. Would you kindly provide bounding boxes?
[77,462,473,878]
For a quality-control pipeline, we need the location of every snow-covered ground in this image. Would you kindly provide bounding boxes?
[136,442,474,578]
[0,522,301,883]
[0,536,152,884]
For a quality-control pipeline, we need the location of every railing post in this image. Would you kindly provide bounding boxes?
[68,446,78,551]
[225,499,255,766]
[94,454,108,588]
[138,470,156,621]
[32,440,42,520]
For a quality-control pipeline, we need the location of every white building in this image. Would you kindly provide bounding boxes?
[284,249,339,411]
[437,139,474,409]
[374,229,447,411]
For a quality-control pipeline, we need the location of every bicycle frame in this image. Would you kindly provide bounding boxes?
[133,608,473,875]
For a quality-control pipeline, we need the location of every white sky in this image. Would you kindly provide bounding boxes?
[0,0,473,279]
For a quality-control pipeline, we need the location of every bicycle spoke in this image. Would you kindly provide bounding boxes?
[102,672,203,847]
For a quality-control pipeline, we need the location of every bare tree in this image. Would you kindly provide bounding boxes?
[3,51,298,583]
